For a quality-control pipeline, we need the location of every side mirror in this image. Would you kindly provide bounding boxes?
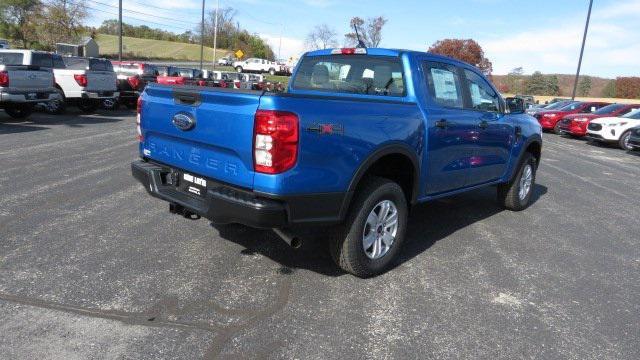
[506,97,525,114]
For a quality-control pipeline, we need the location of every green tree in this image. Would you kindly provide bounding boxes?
[577,76,592,96]
[506,67,524,94]
[37,0,88,49]
[0,0,41,48]
[601,80,616,98]
[525,71,559,96]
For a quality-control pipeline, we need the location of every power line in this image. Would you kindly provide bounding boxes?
[90,0,201,26]
[83,4,195,32]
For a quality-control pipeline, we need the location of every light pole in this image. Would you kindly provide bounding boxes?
[572,0,593,100]
[118,0,122,61]
[200,0,205,70]
[213,0,219,69]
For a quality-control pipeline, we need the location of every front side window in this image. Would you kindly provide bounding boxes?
[63,57,89,70]
[293,55,406,97]
[89,59,113,71]
[424,61,464,108]
[463,69,500,112]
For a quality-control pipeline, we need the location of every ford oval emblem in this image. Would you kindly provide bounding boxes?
[172,113,196,131]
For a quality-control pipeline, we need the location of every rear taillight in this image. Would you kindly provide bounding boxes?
[136,97,143,142]
[74,74,87,87]
[234,81,241,89]
[0,71,9,87]
[253,110,299,174]
[127,76,141,90]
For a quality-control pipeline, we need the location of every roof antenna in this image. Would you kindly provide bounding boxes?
[353,23,367,48]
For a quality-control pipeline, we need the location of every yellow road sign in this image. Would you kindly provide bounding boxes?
[235,49,244,59]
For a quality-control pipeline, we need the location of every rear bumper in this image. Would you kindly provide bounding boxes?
[81,90,119,99]
[0,88,60,103]
[131,160,346,229]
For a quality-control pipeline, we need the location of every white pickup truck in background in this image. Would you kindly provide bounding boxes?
[233,58,282,75]
[0,50,59,119]
[1,50,118,114]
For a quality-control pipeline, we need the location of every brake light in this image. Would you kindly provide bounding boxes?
[331,48,367,55]
[74,74,87,87]
[253,110,299,174]
[127,76,140,90]
[136,97,143,142]
[234,81,241,88]
[0,71,9,87]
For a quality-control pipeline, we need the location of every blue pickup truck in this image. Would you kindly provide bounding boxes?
[132,48,542,277]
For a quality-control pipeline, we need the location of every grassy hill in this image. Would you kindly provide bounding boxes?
[95,34,233,62]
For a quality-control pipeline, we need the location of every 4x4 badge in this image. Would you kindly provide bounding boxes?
[307,123,344,135]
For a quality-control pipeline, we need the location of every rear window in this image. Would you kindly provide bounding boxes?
[0,52,24,65]
[32,53,55,67]
[292,55,406,97]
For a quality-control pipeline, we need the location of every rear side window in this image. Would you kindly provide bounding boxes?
[292,55,406,97]
[53,55,66,69]
[424,61,464,108]
[32,53,54,67]
[0,52,24,65]
[463,69,500,113]
[63,57,89,70]
[89,59,113,71]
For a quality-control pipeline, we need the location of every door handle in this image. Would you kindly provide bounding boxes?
[478,120,489,129]
[435,119,448,129]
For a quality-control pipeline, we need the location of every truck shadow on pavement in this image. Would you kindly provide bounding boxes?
[0,110,130,134]
[214,183,548,277]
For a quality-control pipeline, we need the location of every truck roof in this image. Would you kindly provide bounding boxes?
[304,48,477,70]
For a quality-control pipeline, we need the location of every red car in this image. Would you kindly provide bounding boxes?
[534,101,611,133]
[558,103,640,137]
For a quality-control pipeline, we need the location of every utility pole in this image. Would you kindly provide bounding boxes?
[118,0,122,61]
[572,0,593,100]
[213,0,219,69]
[200,0,205,70]
[278,26,282,61]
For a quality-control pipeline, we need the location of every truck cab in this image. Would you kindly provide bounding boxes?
[132,48,542,277]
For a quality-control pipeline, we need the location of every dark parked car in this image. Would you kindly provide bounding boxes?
[111,61,159,109]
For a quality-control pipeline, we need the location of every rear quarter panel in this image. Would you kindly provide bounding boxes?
[256,93,424,196]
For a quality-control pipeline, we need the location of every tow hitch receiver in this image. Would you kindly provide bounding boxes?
[169,203,201,220]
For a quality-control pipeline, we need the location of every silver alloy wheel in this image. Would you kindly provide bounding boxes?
[519,164,533,201]
[362,200,399,260]
[623,133,631,150]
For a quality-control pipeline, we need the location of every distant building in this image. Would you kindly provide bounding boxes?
[55,37,99,57]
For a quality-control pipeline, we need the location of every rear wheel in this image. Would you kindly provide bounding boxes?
[45,89,66,115]
[78,100,99,114]
[619,130,633,150]
[101,98,118,110]
[4,103,34,119]
[498,152,537,211]
[553,122,562,135]
[269,68,276,76]
[329,177,408,278]
[235,66,243,73]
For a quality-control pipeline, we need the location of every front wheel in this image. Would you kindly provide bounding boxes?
[330,177,408,278]
[4,104,34,119]
[619,130,633,150]
[235,66,243,73]
[269,68,276,76]
[497,152,537,211]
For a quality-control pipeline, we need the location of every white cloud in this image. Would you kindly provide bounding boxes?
[481,2,640,77]
[260,33,305,60]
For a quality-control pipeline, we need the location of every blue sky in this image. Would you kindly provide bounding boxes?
[88,0,640,77]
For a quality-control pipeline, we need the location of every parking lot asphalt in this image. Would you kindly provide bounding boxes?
[1,110,639,360]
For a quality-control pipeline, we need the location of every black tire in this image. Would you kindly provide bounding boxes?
[553,122,562,135]
[77,100,99,114]
[329,177,408,278]
[619,130,633,150]
[4,103,34,119]
[269,68,276,76]
[235,66,243,73]
[497,152,537,211]
[45,89,66,115]
[101,98,119,110]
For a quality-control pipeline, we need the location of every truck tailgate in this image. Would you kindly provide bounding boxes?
[86,71,117,91]
[141,84,260,189]
[3,67,52,89]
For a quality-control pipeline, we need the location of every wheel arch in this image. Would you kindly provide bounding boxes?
[338,143,420,220]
